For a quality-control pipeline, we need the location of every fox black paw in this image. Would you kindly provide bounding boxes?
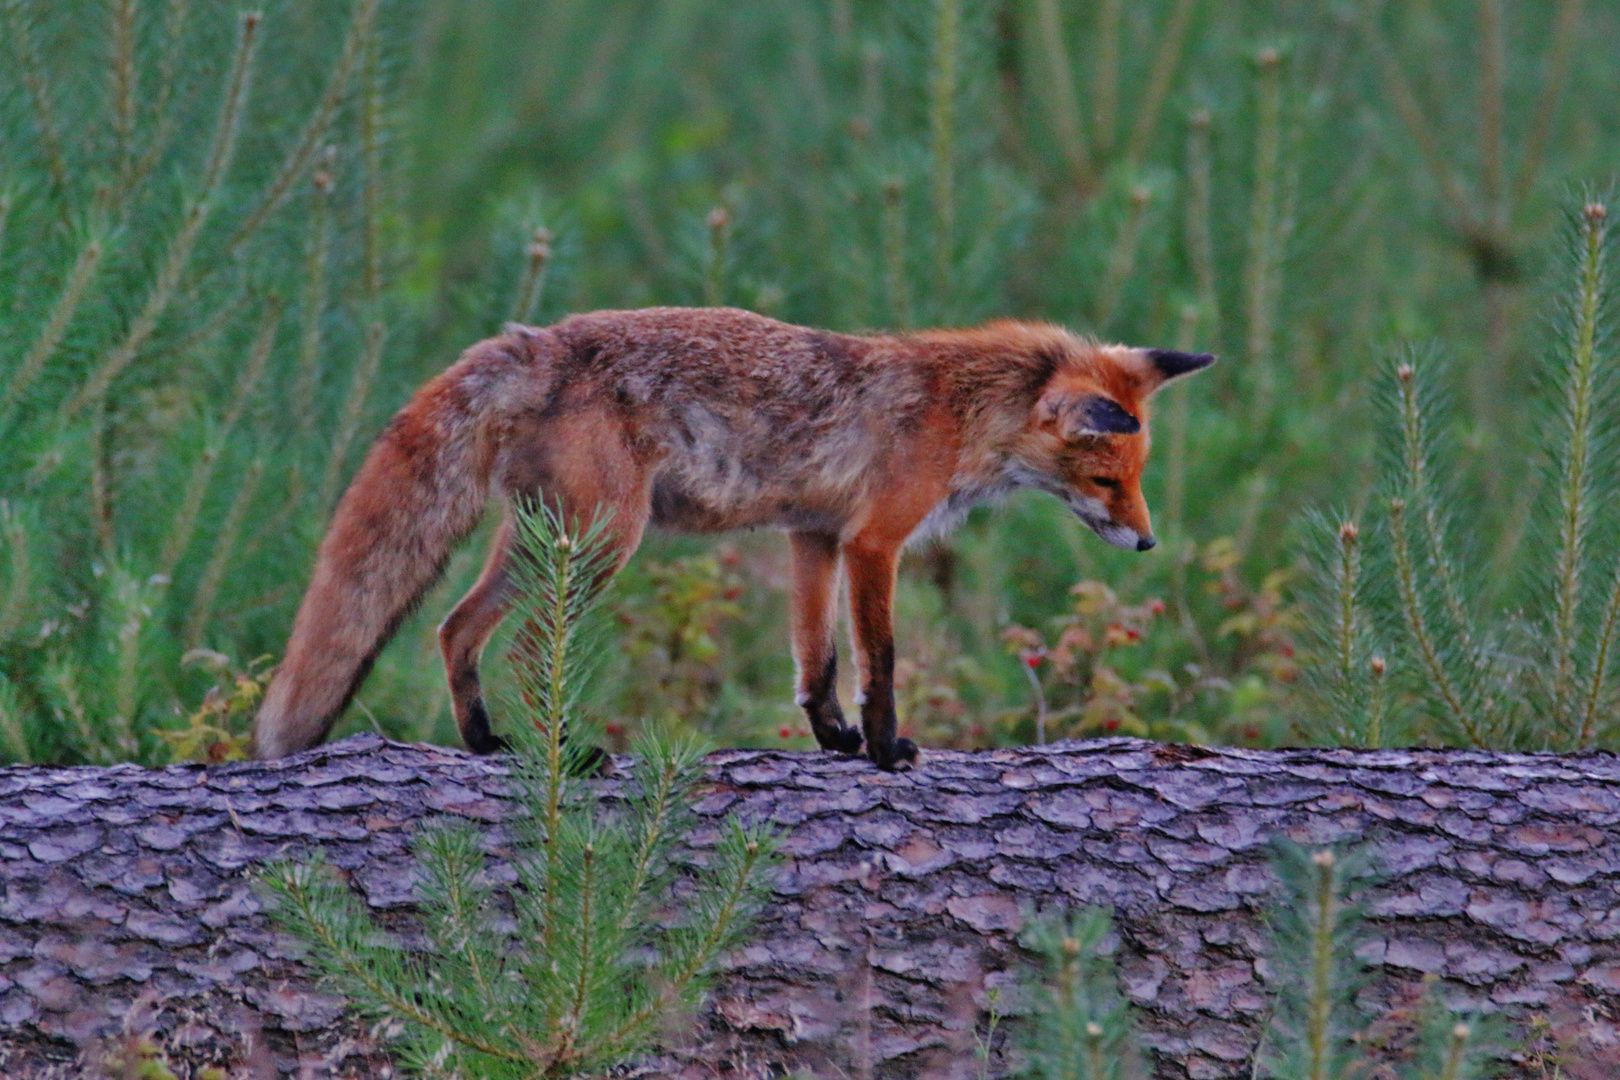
[819,725,864,755]
[466,732,509,754]
[870,737,918,772]
[461,700,508,755]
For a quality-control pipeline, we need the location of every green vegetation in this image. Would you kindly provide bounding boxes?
[1,1,1617,762]
[0,0,414,763]
[1020,843,1500,1080]
[263,502,777,1079]
[1299,203,1618,750]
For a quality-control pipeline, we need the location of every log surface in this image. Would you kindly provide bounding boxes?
[1,734,1618,1079]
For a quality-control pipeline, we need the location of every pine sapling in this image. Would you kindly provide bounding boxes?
[1020,906,1143,1080]
[263,501,778,1079]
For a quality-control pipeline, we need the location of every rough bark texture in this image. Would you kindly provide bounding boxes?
[1,733,1618,1080]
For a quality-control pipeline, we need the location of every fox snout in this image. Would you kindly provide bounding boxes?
[1083,515,1156,553]
[1065,492,1155,552]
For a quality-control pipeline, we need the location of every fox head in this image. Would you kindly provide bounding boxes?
[1021,340,1215,551]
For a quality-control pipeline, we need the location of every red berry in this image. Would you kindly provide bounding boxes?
[1104,720,1120,732]
[779,727,792,739]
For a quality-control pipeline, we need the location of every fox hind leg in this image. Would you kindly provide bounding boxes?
[442,413,653,756]
[439,518,518,754]
[789,531,863,755]
[502,419,653,753]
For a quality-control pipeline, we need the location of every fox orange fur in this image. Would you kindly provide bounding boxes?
[254,307,1214,769]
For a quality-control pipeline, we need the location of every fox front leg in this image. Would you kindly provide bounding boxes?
[788,531,864,755]
[842,539,917,771]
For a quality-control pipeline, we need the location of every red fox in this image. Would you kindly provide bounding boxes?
[254,307,1213,769]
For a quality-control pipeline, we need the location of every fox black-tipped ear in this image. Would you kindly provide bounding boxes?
[1039,389,1141,440]
[1145,348,1217,385]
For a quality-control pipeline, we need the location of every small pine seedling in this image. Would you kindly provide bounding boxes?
[1018,841,1499,1080]
[262,500,779,1079]
[1299,198,1617,751]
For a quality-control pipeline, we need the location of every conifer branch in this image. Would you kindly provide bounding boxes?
[929,0,958,307]
[1305,850,1336,1080]
[1031,0,1090,187]
[0,503,34,641]
[1359,4,1473,227]
[1245,47,1285,416]
[1367,656,1388,749]
[0,675,30,764]
[359,24,385,302]
[537,523,578,961]
[319,319,385,512]
[1185,110,1220,337]
[615,750,685,936]
[3,0,70,190]
[1549,202,1607,736]
[1578,562,1620,752]
[0,236,106,423]
[882,179,912,328]
[1161,305,1199,545]
[150,0,191,141]
[604,832,768,1053]
[87,392,117,561]
[276,867,527,1065]
[1123,0,1199,172]
[1331,522,1363,713]
[110,568,153,756]
[157,300,279,583]
[1390,499,1484,746]
[1477,0,1505,229]
[1439,1022,1470,1080]
[1096,186,1152,330]
[1092,0,1122,159]
[293,163,335,463]
[1394,363,1472,644]
[561,839,599,1063]
[110,0,140,187]
[182,455,264,649]
[703,207,730,307]
[159,285,252,371]
[66,11,262,419]
[511,227,553,324]
[420,826,503,1021]
[1514,0,1582,208]
[221,0,379,260]
[108,0,191,210]
[319,24,389,511]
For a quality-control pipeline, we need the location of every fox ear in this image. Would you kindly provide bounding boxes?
[1141,348,1216,392]
[1038,388,1141,440]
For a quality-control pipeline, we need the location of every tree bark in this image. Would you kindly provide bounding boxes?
[0,733,1617,1079]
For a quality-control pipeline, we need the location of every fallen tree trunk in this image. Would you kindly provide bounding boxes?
[0,734,1617,1079]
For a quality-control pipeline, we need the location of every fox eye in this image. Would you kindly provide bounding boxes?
[1091,476,1121,490]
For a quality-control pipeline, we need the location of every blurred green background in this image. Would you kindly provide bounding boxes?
[1,0,1614,765]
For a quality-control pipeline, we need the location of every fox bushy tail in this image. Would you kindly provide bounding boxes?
[254,332,550,758]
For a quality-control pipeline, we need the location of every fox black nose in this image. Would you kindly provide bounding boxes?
[1136,536,1156,552]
